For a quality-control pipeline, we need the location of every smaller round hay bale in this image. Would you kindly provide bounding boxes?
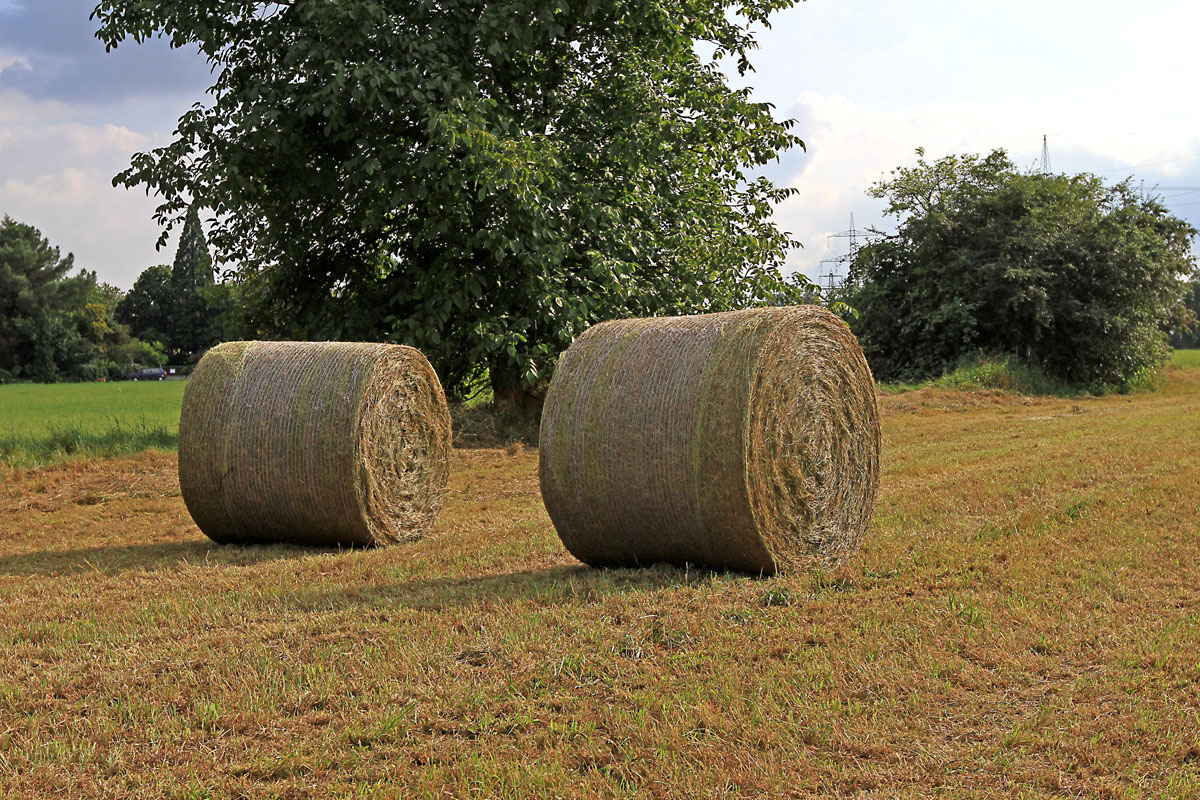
[179,341,451,546]
[538,306,881,574]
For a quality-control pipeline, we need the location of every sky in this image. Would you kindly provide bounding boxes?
[1,0,1199,289]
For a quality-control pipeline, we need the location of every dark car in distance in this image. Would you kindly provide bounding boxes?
[124,367,167,381]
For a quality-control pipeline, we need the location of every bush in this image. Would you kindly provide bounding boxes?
[1170,281,1200,348]
[845,149,1198,392]
[66,362,110,382]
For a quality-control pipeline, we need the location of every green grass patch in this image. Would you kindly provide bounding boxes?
[0,378,537,465]
[1171,349,1200,370]
[879,355,1079,396]
[0,382,185,469]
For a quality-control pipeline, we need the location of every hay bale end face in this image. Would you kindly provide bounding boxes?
[538,306,881,574]
[179,341,451,547]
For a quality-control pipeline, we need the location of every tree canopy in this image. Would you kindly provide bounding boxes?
[92,0,809,401]
[843,149,1198,391]
[115,264,174,350]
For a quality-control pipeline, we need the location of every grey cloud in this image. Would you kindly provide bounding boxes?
[0,0,211,102]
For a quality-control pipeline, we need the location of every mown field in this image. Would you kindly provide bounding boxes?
[0,357,1197,798]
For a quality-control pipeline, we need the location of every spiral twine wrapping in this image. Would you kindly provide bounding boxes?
[538,306,881,574]
[179,341,451,546]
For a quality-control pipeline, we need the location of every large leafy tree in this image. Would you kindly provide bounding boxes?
[844,149,1198,390]
[116,264,174,349]
[92,0,808,403]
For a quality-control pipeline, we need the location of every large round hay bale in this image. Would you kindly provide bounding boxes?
[179,341,451,547]
[538,306,880,574]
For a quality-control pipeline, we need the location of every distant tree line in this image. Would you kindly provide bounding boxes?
[116,206,231,365]
[839,149,1199,392]
[0,216,160,383]
[0,209,227,384]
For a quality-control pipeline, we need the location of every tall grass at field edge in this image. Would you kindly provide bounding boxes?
[878,355,1078,396]
[878,351,1200,396]
[3,352,1196,469]
[0,419,177,470]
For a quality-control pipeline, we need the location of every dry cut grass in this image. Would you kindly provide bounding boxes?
[0,373,1198,798]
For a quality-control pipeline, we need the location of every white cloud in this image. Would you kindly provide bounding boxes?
[0,91,181,285]
[0,53,31,73]
[1,166,175,282]
[769,89,1200,281]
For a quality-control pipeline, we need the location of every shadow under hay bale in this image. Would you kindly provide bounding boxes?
[538,306,881,575]
[179,341,451,547]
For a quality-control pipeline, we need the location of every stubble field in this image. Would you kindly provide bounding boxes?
[0,363,1198,798]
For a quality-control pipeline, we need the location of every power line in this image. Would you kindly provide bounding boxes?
[817,214,861,291]
[1096,153,1200,173]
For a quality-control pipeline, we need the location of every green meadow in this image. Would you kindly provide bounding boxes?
[0,381,185,470]
[1173,348,1200,370]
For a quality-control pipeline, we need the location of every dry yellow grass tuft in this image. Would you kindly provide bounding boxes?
[0,371,1198,798]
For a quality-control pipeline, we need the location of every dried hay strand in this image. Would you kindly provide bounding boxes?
[179,341,451,546]
[538,306,881,574]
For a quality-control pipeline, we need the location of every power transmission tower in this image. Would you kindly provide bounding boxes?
[1041,134,1051,173]
[817,214,861,291]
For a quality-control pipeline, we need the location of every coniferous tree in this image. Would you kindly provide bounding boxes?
[171,205,214,289]
[167,206,219,361]
[0,216,79,381]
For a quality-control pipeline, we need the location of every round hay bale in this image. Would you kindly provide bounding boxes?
[179,341,451,546]
[538,306,880,574]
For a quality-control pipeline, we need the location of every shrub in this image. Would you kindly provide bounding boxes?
[845,149,1198,392]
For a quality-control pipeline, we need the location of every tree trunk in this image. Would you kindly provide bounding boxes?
[489,358,544,420]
